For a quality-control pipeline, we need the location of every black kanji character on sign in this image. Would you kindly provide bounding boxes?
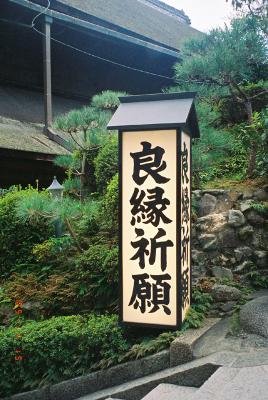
[181,186,190,224]
[130,228,149,269]
[130,188,146,225]
[130,141,170,185]
[181,142,189,185]
[131,228,174,270]
[129,273,171,315]
[149,228,174,271]
[149,274,171,315]
[181,225,190,266]
[144,187,172,227]
[128,273,151,313]
[130,187,172,227]
[181,267,190,308]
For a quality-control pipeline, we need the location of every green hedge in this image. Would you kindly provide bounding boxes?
[0,190,52,277]
[0,314,128,396]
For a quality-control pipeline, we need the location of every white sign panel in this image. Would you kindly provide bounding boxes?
[120,129,191,328]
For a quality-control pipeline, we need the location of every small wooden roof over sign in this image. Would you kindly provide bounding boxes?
[107,92,200,138]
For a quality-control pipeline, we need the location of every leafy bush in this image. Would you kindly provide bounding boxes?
[101,173,119,233]
[4,272,80,318]
[107,331,181,368]
[248,201,268,215]
[0,314,128,396]
[247,268,268,288]
[94,137,118,193]
[0,190,52,278]
[32,237,73,264]
[75,244,119,310]
[183,288,213,330]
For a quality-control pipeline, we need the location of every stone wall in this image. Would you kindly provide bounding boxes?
[192,188,268,284]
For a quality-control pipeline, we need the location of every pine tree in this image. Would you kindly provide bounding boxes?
[174,16,268,177]
[54,91,125,199]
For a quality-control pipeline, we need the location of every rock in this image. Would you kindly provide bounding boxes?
[213,192,238,214]
[242,190,254,200]
[252,229,267,249]
[195,213,227,233]
[234,260,253,274]
[192,249,205,264]
[212,266,233,280]
[254,189,268,201]
[192,227,197,239]
[228,210,246,227]
[240,296,268,338]
[211,284,242,302]
[192,190,202,199]
[238,225,254,241]
[199,234,218,251]
[219,301,236,312]
[234,246,253,262]
[246,210,265,226]
[199,193,217,216]
[218,227,239,248]
[218,254,229,266]
[240,200,252,213]
[192,264,206,280]
[203,189,225,196]
[227,191,241,202]
[254,251,267,269]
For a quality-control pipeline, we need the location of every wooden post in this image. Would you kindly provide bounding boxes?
[43,15,53,131]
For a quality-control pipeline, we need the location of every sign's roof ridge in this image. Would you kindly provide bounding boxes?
[108,92,200,138]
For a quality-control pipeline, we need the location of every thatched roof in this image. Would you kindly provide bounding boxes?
[0,116,69,155]
[0,86,85,155]
[54,0,201,51]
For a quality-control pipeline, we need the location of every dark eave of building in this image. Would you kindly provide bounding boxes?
[9,0,181,59]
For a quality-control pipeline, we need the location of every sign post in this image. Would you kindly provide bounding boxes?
[108,92,200,329]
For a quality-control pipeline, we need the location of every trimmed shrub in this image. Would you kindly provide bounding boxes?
[0,314,128,396]
[102,173,119,233]
[0,190,52,277]
[94,137,118,193]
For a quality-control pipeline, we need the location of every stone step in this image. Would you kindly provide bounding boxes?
[78,350,268,400]
[141,383,197,400]
[190,365,268,400]
[77,353,221,400]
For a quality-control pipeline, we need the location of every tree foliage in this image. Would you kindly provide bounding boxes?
[191,102,235,186]
[54,91,125,198]
[175,16,268,177]
[227,0,268,33]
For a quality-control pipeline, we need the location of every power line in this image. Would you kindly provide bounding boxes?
[30,2,218,87]
[31,0,51,28]
[31,1,175,81]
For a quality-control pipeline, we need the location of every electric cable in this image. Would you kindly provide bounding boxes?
[31,0,175,81]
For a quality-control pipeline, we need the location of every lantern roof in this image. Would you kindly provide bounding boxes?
[107,92,200,138]
[47,176,64,192]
